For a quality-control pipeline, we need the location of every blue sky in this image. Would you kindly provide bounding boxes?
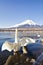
[0,0,43,28]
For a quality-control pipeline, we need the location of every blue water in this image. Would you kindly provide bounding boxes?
[0,32,15,50]
[0,32,42,48]
[0,32,43,52]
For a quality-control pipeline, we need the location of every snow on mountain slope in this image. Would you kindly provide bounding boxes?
[12,20,37,27]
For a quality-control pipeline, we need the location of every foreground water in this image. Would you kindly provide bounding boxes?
[0,32,15,50]
[0,32,43,51]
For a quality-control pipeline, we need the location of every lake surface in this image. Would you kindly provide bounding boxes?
[0,32,43,51]
[0,32,15,50]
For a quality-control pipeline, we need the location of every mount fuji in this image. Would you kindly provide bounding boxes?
[11,20,42,28]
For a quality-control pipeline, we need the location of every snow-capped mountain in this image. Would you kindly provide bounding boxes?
[11,20,42,28]
[13,20,37,28]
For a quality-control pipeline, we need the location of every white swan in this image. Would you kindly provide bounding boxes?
[1,37,35,52]
[1,28,35,52]
[1,28,20,52]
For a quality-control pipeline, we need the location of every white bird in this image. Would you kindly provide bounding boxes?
[1,28,35,52]
[1,28,20,52]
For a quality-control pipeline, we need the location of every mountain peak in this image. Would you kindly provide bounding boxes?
[13,20,37,27]
[22,20,37,25]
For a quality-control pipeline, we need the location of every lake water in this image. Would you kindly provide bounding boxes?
[0,32,43,51]
[0,32,15,50]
